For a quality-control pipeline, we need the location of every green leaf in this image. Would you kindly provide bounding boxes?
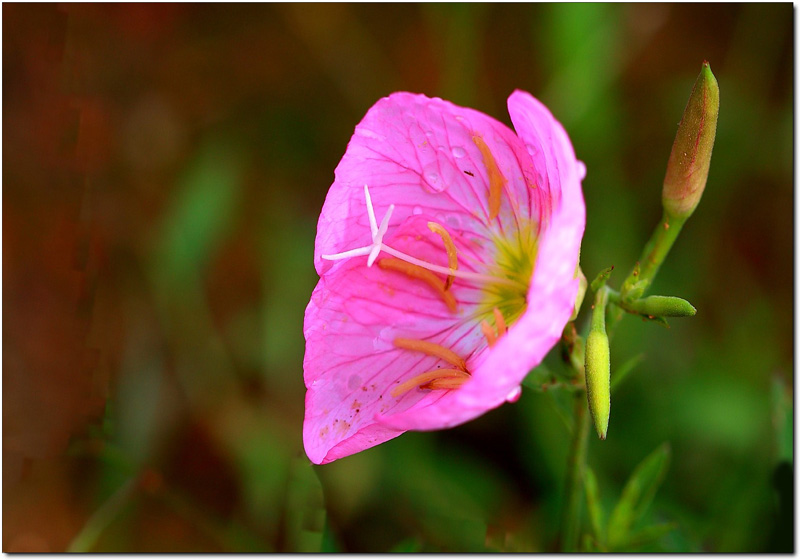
[583,467,605,544]
[607,443,671,548]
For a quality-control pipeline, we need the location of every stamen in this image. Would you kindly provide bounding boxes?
[379,258,458,312]
[393,337,466,370]
[379,245,525,291]
[481,320,497,347]
[472,135,505,221]
[423,376,470,390]
[322,184,528,293]
[427,222,458,290]
[493,307,507,336]
[391,368,470,397]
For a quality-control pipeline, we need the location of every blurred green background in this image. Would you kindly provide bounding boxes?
[3,3,792,552]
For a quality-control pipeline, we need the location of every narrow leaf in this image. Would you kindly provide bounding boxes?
[607,443,671,548]
[584,467,605,544]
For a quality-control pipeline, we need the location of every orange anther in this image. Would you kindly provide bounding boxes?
[427,221,458,290]
[481,320,497,347]
[391,368,470,397]
[394,337,467,371]
[472,135,506,221]
[423,376,470,391]
[378,258,457,312]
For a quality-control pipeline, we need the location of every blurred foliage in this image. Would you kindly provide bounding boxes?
[3,3,792,552]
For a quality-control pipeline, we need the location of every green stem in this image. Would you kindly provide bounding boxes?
[609,212,686,334]
[558,392,591,552]
[634,211,687,291]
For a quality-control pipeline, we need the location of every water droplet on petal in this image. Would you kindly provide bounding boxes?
[373,327,396,351]
[452,146,466,158]
[526,144,538,157]
[422,164,446,193]
[412,206,423,215]
[355,127,385,141]
[577,160,587,180]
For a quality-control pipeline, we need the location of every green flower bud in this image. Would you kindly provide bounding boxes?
[662,61,719,220]
[586,329,611,440]
[590,266,614,293]
[625,295,697,318]
[585,288,611,440]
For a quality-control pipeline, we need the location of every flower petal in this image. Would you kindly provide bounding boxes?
[314,93,545,278]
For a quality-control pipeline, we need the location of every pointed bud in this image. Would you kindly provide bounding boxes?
[586,329,611,440]
[585,288,611,440]
[625,295,697,318]
[590,266,614,293]
[662,61,719,220]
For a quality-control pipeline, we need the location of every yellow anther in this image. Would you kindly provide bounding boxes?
[378,258,457,312]
[391,368,470,397]
[427,221,458,290]
[472,135,506,221]
[481,320,497,347]
[393,337,467,371]
[493,307,507,336]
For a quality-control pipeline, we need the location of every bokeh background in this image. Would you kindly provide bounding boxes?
[3,3,792,552]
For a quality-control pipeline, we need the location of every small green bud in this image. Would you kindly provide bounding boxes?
[662,61,719,220]
[586,329,611,440]
[622,280,648,303]
[626,295,697,318]
[585,287,611,440]
[590,266,614,293]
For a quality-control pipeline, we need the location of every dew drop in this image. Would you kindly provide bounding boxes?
[373,327,395,351]
[355,127,385,141]
[526,144,538,157]
[452,146,466,158]
[412,206,423,215]
[576,160,587,180]
[422,166,446,193]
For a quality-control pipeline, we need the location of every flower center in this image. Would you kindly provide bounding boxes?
[321,180,536,398]
[477,222,538,328]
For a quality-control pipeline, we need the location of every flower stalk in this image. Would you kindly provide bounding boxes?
[559,392,591,552]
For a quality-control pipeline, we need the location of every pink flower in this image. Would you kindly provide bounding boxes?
[303,91,586,464]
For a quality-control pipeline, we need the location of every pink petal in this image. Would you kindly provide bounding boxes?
[315,92,546,278]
